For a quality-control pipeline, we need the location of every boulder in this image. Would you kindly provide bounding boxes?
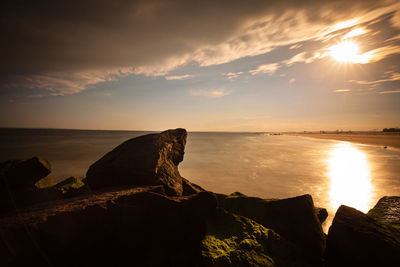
[326,205,400,266]
[216,192,326,266]
[0,187,217,266]
[367,196,400,226]
[202,208,306,267]
[1,157,51,189]
[53,176,89,198]
[0,157,52,214]
[86,128,203,196]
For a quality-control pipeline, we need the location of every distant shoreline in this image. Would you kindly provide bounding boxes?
[285,132,400,149]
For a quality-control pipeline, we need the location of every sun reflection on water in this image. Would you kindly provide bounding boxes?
[327,143,373,212]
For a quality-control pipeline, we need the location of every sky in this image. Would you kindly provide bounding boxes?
[1,0,400,132]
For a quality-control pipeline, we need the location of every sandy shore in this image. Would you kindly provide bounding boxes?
[285,132,400,150]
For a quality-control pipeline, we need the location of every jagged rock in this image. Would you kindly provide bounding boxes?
[0,157,52,213]
[368,196,400,226]
[86,128,203,196]
[202,208,308,267]
[0,187,217,266]
[0,157,51,189]
[326,205,400,267]
[315,207,328,224]
[216,192,326,266]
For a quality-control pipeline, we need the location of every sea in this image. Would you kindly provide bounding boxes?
[1,128,400,232]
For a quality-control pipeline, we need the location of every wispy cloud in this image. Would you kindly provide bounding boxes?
[379,90,400,94]
[334,89,351,93]
[165,74,194,80]
[249,63,280,75]
[190,88,231,98]
[349,71,400,85]
[223,72,244,80]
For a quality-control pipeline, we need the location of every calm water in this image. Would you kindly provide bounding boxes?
[1,128,400,231]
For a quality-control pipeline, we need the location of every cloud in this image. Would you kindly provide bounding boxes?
[334,89,351,92]
[249,63,280,75]
[289,78,296,84]
[342,27,368,39]
[4,69,132,96]
[349,71,400,85]
[1,0,400,95]
[190,88,231,98]
[165,74,194,80]
[223,72,244,80]
[379,90,400,94]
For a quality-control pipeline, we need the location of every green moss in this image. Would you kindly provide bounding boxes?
[35,176,56,189]
[54,176,88,196]
[202,208,300,267]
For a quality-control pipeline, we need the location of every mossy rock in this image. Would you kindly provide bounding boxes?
[202,208,305,267]
[35,176,56,189]
[54,177,89,197]
[216,192,325,265]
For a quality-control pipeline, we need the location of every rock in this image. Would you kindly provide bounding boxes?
[35,175,56,189]
[216,192,326,265]
[53,176,89,198]
[326,205,400,266]
[315,207,328,224]
[0,187,217,266]
[86,128,203,196]
[202,208,306,267]
[0,157,53,214]
[1,157,51,189]
[368,196,400,226]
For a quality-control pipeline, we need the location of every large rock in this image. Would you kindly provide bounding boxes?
[0,187,217,266]
[216,192,326,266]
[367,196,400,226]
[202,208,307,267]
[86,128,203,196]
[0,157,52,213]
[0,157,51,189]
[326,205,400,266]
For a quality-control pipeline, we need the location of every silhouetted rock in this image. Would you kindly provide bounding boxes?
[0,157,53,213]
[1,157,51,189]
[326,205,400,267]
[0,187,217,266]
[216,192,326,266]
[86,128,203,196]
[368,196,400,226]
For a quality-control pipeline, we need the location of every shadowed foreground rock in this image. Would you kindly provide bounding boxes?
[326,205,400,266]
[86,128,203,196]
[216,192,326,266]
[0,187,217,266]
[0,157,52,213]
[368,196,400,226]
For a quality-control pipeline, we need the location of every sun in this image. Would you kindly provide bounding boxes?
[329,41,360,63]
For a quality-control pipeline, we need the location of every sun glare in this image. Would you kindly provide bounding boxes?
[327,143,373,212]
[329,41,359,63]
[328,41,373,64]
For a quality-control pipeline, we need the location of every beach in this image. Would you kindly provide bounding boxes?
[285,132,400,150]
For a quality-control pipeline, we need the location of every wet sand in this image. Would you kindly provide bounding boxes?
[285,132,400,150]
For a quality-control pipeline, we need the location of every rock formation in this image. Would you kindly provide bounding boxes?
[216,192,326,266]
[0,187,217,266]
[2,129,398,266]
[86,128,203,196]
[326,204,400,266]
[367,196,400,226]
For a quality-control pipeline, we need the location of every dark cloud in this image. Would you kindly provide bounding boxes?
[1,0,399,94]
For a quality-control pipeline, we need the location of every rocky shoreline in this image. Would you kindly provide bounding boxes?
[1,129,399,266]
